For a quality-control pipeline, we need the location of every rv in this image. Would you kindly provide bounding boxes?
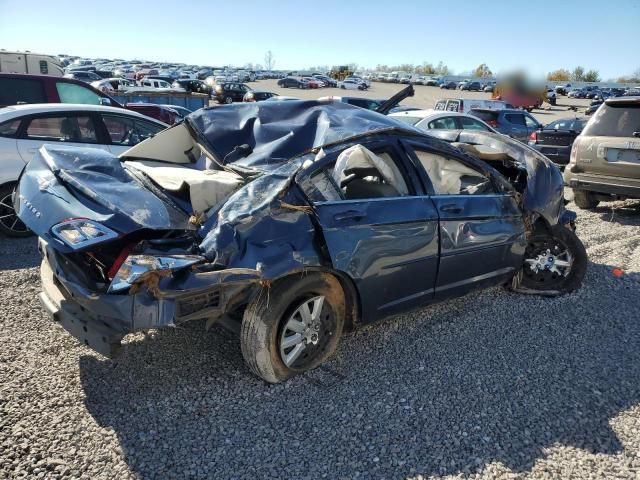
[0,51,64,77]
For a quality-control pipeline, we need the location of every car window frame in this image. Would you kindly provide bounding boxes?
[505,113,526,126]
[0,118,24,138]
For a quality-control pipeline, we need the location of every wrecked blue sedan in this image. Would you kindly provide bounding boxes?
[15,101,587,383]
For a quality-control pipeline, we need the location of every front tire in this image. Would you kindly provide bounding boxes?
[224,96,233,104]
[241,273,345,383]
[519,225,587,294]
[573,190,599,209]
[0,184,31,237]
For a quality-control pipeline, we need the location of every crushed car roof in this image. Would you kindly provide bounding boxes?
[186,100,415,168]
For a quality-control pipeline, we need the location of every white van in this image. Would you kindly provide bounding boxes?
[0,51,64,76]
[435,98,510,114]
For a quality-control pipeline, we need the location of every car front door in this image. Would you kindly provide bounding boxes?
[16,113,108,163]
[298,141,440,322]
[524,113,542,137]
[503,112,528,141]
[402,140,526,300]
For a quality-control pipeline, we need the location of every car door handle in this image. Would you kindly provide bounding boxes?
[333,210,365,221]
[439,204,463,214]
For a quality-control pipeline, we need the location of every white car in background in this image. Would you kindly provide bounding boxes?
[0,104,167,236]
[337,79,365,90]
[389,109,498,133]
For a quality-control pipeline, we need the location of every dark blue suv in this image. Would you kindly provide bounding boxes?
[470,108,542,142]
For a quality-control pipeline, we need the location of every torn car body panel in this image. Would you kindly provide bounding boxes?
[16,100,578,359]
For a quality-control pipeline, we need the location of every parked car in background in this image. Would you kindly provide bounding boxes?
[277,77,307,89]
[159,104,192,119]
[546,89,557,106]
[564,97,640,208]
[439,81,457,90]
[460,81,482,91]
[568,89,585,99]
[313,74,337,87]
[213,82,252,103]
[302,77,321,89]
[555,84,572,95]
[585,100,604,115]
[0,103,167,236]
[338,79,365,90]
[90,78,135,93]
[120,103,179,125]
[527,117,588,166]
[470,108,542,141]
[389,109,497,133]
[243,90,278,102]
[435,98,510,114]
[171,79,211,95]
[64,71,102,83]
[15,101,585,383]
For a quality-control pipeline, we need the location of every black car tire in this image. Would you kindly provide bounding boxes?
[573,190,600,209]
[519,224,587,295]
[224,96,233,104]
[241,272,345,383]
[0,183,32,237]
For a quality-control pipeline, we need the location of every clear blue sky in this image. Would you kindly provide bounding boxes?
[0,0,637,79]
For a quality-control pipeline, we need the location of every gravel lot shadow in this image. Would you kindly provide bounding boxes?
[79,260,640,479]
[593,201,640,226]
[0,236,39,270]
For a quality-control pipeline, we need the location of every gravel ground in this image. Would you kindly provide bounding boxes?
[1,197,639,480]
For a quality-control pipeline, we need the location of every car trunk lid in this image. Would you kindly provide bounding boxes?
[536,129,576,147]
[15,144,192,253]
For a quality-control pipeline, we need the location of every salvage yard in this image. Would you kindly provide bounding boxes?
[1,196,639,479]
[253,79,595,123]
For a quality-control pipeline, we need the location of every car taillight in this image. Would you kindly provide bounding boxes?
[107,243,136,280]
[529,131,538,142]
[51,219,119,250]
[569,140,579,164]
[487,119,499,127]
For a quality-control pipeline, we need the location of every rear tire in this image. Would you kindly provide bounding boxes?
[0,184,32,237]
[573,190,599,209]
[224,96,233,104]
[241,272,345,383]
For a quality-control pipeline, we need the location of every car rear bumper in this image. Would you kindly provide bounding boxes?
[38,242,257,358]
[564,169,640,198]
[529,144,571,165]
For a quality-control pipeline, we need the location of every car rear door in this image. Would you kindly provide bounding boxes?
[298,141,440,322]
[402,140,526,300]
[16,112,109,163]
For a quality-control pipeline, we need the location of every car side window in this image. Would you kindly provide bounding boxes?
[411,148,494,195]
[428,117,458,129]
[101,115,163,146]
[56,82,102,105]
[0,119,21,137]
[505,113,526,126]
[459,116,490,131]
[524,115,539,128]
[25,115,97,143]
[301,145,411,202]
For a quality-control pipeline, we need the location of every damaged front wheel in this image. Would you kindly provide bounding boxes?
[240,273,345,383]
[518,225,587,294]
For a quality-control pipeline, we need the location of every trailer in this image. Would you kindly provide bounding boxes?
[0,51,64,77]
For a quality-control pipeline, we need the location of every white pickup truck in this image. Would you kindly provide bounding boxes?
[119,78,184,93]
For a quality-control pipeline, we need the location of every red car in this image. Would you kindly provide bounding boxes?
[0,73,179,124]
[302,77,321,89]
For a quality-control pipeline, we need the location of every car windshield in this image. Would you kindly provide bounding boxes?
[582,103,640,137]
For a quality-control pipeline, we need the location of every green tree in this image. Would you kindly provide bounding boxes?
[435,61,450,75]
[421,62,436,75]
[547,69,571,81]
[474,63,492,78]
[571,66,585,81]
[583,69,601,82]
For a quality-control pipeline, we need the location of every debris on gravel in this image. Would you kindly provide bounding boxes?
[1,199,639,480]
